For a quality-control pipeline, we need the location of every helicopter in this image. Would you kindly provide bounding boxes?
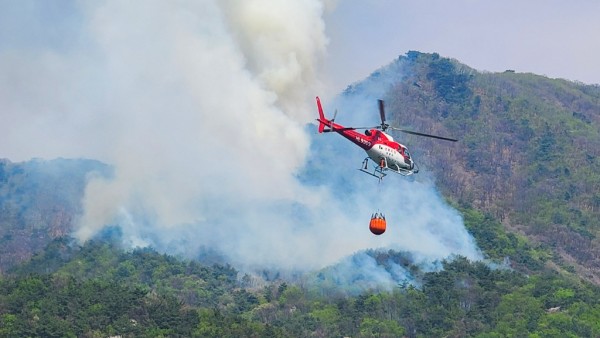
[315,96,457,180]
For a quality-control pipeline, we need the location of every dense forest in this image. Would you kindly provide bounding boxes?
[3,218,600,337]
[2,51,600,336]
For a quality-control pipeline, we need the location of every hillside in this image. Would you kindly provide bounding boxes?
[3,237,600,337]
[3,51,600,336]
[0,158,109,273]
[3,54,599,282]
[345,51,600,282]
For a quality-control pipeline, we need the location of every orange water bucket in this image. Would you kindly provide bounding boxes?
[369,213,386,235]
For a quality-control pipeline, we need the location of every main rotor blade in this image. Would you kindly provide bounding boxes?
[393,128,458,142]
[378,99,386,125]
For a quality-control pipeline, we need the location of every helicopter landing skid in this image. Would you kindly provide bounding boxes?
[358,157,417,180]
[358,158,387,181]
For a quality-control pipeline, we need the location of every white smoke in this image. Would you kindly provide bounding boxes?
[73,0,319,241]
[0,1,482,275]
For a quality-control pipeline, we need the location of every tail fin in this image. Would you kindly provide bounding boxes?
[316,96,328,133]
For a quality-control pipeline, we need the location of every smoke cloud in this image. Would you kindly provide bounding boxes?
[0,1,481,276]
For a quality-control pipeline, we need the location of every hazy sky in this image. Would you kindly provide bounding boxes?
[322,0,600,93]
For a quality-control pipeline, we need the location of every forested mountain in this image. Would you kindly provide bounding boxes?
[355,51,600,282]
[2,51,600,336]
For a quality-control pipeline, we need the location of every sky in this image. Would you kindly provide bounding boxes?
[0,0,596,278]
[322,0,600,93]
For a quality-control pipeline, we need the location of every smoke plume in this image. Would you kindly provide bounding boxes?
[0,1,481,276]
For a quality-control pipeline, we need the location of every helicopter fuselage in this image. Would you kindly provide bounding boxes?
[319,118,415,173]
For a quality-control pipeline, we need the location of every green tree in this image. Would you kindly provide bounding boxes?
[358,317,405,338]
[492,288,544,335]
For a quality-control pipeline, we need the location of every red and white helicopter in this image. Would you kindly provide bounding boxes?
[316,96,457,179]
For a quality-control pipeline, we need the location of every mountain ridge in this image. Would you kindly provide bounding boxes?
[3,51,600,336]
[2,52,600,283]
[368,51,600,282]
